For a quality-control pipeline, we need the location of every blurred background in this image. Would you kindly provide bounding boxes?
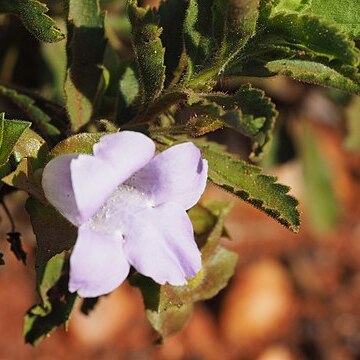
[1,0,360,359]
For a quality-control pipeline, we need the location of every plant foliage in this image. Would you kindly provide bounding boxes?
[2,0,360,344]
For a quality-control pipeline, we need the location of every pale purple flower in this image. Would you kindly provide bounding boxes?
[41,131,208,298]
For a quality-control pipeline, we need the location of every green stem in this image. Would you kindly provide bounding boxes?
[185,67,219,89]
[134,91,188,124]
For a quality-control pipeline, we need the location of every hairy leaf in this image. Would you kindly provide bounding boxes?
[64,0,107,131]
[24,252,77,345]
[188,85,278,160]
[41,39,67,101]
[184,0,261,86]
[186,115,224,137]
[229,10,360,93]
[0,113,31,166]
[49,133,105,158]
[271,0,311,12]
[0,85,61,139]
[2,158,46,203]
[307,1,360,39]
[128,0,165,105]
[212,0,260,71]
[2,129,47,200]
[12,129,48,170]
[265,13,359,65]
[266,60,360,94]
[184,0,215,78]
[273,0,360,39]
[0,0,64,42]
[197,142,300,232]
[158,0,187,84]
[25,198,77,282]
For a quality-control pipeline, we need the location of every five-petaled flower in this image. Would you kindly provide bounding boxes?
[42,131,208,297]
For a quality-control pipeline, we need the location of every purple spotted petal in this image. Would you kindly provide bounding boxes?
[42,154,82,225]
[128,142,208,210]
[122,202,202,286]
[69,224,130,297]
[43,131,155,225]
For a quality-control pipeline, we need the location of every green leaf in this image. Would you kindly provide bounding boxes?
[229,11,360,93]
[266,60,360,94]
[259,0,274,20]
[132,274,194,339]
[49,132,105,158]
[0,113,31,166]
[183,0,215,78]
[2,129,47,200]
[0,85,61,139]
[119,65,139,109]
[12,129,48,170]
[264,13,359,66]
[299,122,338,233]
[2,158,46,203]
[41,37,67,101]
[38,252,69,304]
[117,62,140,124]
[131,202,238,339]
[186,115,225,137]
[128,0,166,106]
[193,141,300,232]
[25,197,77,283]
[212,0,260,71]
[158,0,187,84]
[184,0,260,86]
[0,0,65,42]
[23,252,77,345]
[307,0,360,39]
[242,11,359,70]
[273,0,360,39]
[271,0,311,12]
[64,0,107,132]
[188,85,278,160]
[188,201,232,255]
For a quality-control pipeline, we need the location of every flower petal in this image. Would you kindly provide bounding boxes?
[71,131,155,223]
[123,202,202,286]
[92,131,155,167]
[43,131,155,225]
[42,154,82,225]
[129,142,208,210]
[69,224,130,297]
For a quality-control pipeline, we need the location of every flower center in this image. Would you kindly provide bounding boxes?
[88,184,154,238]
